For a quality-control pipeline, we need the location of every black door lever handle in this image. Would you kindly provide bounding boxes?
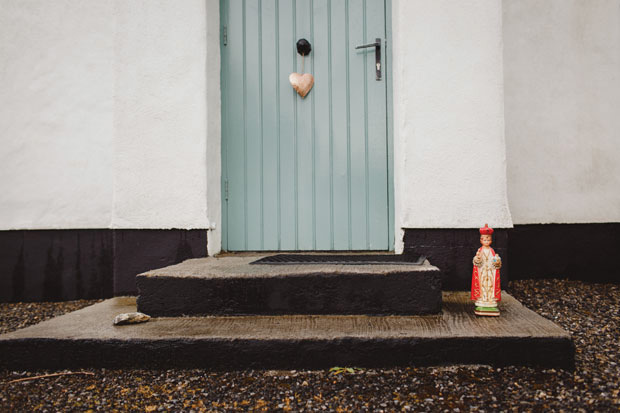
[355,38,382,81]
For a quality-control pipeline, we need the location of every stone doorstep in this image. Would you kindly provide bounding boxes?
[136,256,443,316]
[0,293,574,370]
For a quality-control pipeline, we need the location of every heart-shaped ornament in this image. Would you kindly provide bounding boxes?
[289,72,314,98]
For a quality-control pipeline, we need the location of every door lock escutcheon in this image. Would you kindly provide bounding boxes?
[355,38,382,81]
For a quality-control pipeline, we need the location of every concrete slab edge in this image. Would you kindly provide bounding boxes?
[0,335,575,371]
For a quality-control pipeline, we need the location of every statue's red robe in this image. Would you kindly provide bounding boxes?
[470,247,501,302]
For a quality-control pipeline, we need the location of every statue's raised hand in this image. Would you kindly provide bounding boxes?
[473,250,483,266]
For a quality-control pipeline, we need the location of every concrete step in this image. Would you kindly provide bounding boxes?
[0,293,574,370]
[136,256,443,317]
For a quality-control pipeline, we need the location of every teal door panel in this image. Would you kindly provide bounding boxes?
[221,0,391,251]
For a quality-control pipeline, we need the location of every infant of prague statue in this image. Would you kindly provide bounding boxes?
[471,224,502,317]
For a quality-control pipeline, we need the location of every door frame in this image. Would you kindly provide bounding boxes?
[219,0,394,252]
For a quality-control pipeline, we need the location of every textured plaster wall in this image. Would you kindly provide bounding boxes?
[392,0,513,251]
[113,0,208,230]
[205,0,222,256]
[503,0,620,224]
[0,0,212,232]
[0,0,115,229]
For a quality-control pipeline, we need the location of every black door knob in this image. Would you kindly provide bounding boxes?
[296,38,311,56]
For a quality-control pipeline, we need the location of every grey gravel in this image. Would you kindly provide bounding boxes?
[0,279,618,412]
[0,299,100,335]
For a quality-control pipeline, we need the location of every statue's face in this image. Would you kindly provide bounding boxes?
[480,235,492,247]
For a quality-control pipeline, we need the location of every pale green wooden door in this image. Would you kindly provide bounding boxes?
[221,0,392,251]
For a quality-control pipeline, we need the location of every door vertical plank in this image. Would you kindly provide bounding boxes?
[226,0,247,250]
[245,0,263,249]
[348,0,369,249]
[386,0,394,250]
[312,0,332,250]
[261,0,279,250]
[278,0,296,250]
[220,0,229,250]
[366,0,389,249]
[329,0,350,250]
[295,0,314,250]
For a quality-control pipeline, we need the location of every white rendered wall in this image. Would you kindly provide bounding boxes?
[503,0,620,224]
[112,0,209,230]
[392,0,513,250]
[0,0,212,232]
[205,0,222,256]
[0,0,115,229]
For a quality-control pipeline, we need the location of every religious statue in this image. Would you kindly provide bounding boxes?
[471,224,502,316]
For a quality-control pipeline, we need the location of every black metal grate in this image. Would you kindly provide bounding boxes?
[250,254,426,265]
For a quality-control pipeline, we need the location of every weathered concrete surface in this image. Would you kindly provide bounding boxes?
[136,256,442,316]
[0,293,574,370]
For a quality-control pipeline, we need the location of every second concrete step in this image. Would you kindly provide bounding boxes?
[136,255,442,317]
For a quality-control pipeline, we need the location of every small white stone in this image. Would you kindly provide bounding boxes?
[113,312,151,326]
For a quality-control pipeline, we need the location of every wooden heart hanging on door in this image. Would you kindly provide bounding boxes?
[289,72,314,98]
[290,38,314,98]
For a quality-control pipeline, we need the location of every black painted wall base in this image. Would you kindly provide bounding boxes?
[0,229,207,302]
[403,223,619,290]
[1,223,617,302]
[404,228,509,291]
[509,223,619,283]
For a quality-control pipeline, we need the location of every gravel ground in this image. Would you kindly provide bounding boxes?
[1,279,618,412]
[0,299,102,335]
